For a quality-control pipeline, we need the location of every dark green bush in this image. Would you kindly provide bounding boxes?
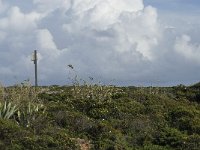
[153,127,187,148]
[1,84,200,149]
[168,106,200,134]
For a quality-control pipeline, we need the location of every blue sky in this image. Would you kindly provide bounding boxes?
[145,0,200,11]
[0,0,200,86]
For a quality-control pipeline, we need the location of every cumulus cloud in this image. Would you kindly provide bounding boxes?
[33,0,71,15]
[0,6,42,32]
[60,0,162,83]
[0,0,199,86]
[175,35,200,64]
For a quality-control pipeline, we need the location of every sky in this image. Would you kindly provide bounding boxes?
[0,0,200,86]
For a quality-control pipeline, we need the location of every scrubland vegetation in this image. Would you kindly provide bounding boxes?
[0,80,200,149]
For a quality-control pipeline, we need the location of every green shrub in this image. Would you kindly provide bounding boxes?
[16,102,46,128]
[143,143,170,150]
[185,134,200,150]
[168,106,200,134]
[1,81,200,149]
[54,110,95,133]
[0,119,30,148]
[153,127,187,148]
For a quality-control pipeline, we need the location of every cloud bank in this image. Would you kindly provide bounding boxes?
[0,0,199,86]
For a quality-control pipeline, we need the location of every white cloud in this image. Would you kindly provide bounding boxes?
[36,29,58,55]
[175,35,200,64]
[0,0,199,86]
[0,6,42,32]
[33,0,71,15]
[63,3,161,60]
[62,0,144,30]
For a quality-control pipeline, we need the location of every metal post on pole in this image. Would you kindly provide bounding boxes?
[32,50,38,87]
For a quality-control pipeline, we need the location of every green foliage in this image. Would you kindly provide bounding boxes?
[142,143,170,150]
[16,102,46,128]
[153,127,187,148]
[0,80,200,149]
[67,84,126,120]
[168,106,200,134]
[0,101,17,119]
[71,84,125,101]
[185,134,200,150]
[0,118,78,149]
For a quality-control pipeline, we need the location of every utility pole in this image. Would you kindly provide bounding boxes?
[32,50,38,87]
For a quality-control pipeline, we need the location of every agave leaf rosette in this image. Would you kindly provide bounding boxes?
[0,101,18,119]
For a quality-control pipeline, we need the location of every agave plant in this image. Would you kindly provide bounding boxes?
[16,102,46,127]
[0,101,17,119]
